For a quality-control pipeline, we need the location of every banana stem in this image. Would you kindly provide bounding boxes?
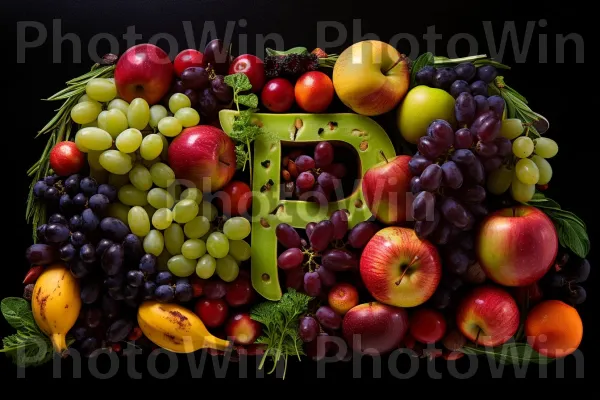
[202,335,232,352]
[51,333,68,354]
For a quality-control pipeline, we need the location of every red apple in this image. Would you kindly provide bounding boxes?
[261,78,294,112]
[360,227,441,307]
[328,283,359,315]
[174,49,204,77]
[168,125,236,192]
[215,180,252,217]
[49,141,85,176]
[456,285,519,347]
[195,298,229,328]
[225,313,262,345]
[229,54,265,93]
[362,155,412,224]
[476,205,558,287]
[114,44,173,105]
[342,302,408,355]
[409,308,446,344]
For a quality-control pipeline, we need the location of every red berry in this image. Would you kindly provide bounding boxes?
[127,326,143,341]
[174,49,204,77]
[215,181,252,217]
[225,276,254,307]
[229,54,265,93]
[49,141,85,176]
[111,343,122,352]
[409,308,447,344]
[261,78,294,112]
[195,299,229,328]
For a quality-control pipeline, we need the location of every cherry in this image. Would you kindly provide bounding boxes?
[409,308,447,344]
[225,276,254,307]
[195,299,229,328]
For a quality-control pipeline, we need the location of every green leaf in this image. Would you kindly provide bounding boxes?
[234,144,249,170]
[461,343,553,365]
[1,297,41,334]
[528,192,561,210]
[224,73,252,93]
[1,333,53,367]
[266,47,308,56]
[553,217,590,258]
[238,93,259,109]
[410,52,434,87]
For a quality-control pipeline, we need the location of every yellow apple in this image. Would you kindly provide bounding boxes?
[333,40,409,116]
[397,86,456,144]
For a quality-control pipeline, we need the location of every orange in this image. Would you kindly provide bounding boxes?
[525,300,583,358]
[294,71,334,113]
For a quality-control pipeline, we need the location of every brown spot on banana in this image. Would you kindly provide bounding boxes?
[39,295,49,322]
[167,310,191,331]
[164,333,183,345]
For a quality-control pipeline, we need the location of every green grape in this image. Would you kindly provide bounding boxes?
[140,134,164,161]
[107,98,130,115]
[74,131,89,152]
[511,174,535,203]
[149,162,176,188]
[515,158,540,185]
[206,232,229,259]
[174,107,200,127]
[228,240,251,263]
[115,128,143,154]
[71,101,102,125]
[198,201,218,222]
[149,104,168,128]
[143,229,165,257]
[87,151,104,171]
[181,239,207,259]
[75,127,113,151]
[81,121,98,128]
[173,199,199,224]
[531,155,553,185]
[223,217,251,241]
[142,157,159,169]
[533,138,559,159]
[128,206,150,237]
[180,188,203,204]
[195,254,216,279]
[164,223,185,255]
[158,116,183,137]
[147,188,175,209]
[200,227,215,242]
[168,183,183,203]
[144,204,157,220]
[160,134,169,160]
[500,118,524,140]
[216,255,239,282]
[127,98,150,130]
[183,216,210,239]
[129,164,153,191]
[86,78,117,102]
[167,255,196,277]
[487,165,513,195]
[108,173,130,188]
[118,184,148,206]
[78,94,93,104]
[97,109,129,138]
[99,150,133,175]
[168,93,192,114]
[512,136,534,158]
[107,202,131,224]
[152,208,173,230]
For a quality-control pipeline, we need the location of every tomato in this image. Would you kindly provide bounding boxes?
[409,308,447,344]
[215,180,252,217]
[295,71,334,113]
[49,141,85,176]
[174,49,204,77]
[195,299,229,328]
[261,78,294,112]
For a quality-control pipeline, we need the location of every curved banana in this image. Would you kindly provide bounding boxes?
[138,301,231,353]
[31,264,81,353]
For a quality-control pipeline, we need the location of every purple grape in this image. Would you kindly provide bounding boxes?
[483,157,503,172]
[488,95,505,119]
[495,137,512,157]
[470,80,488,96]
[329,210,349,240]
[310,220,334,252]
[102,244,124,276]
[44,224,70,243]
[100,217,130,242]
[451,149,476,166]
[48,213,68,226]
[72,193,87,212]
[473,95,489,116]
[211,75,234,103]
[305,222,316,240]
[277,248,304,270]
[412,191,436,221]
[33,181,48,198]
[297,172,315,191]
[454,62,476,81]
[409,154,432,175]
[172,80,186,94]
[419,164,443,191]
[81,209,99,232]
[455,92,476,126]
[123,234,143,261]
[79,244,96,263]
[80,177,97,196]
[59,194,73,214]
[59,244,77,262]
[316,265,336,287]
[127,270,144,287]
[427,120,454,148]
[315,306,342,330]
[296,155,316,172]
[433,68,457,90]
[477,65,498,83]
[460,185,486,203]
[441,161,464,189]
[70,231,86,247]
[64,175,80,195]
[81,281,101,304]
[440,197,470,229]
[321,248,358,271]
[450,80,471,98]
[139,254,157,274]
[106,319,134,343]
[456,233,474,251]
[465,202,488,218]
[276,223,302,249]
[183,89,199,108]
[410,176,422,194]
[198,88,218,118]
[181,67,209,90]
[414,209,440,238]
[446,248,469,275]
[89,194,109,214]
[475,141,498,158]
[203,39,231,75]
[418,136,445,160]
[44,187,60,203]
[303,271,322,297]
[476,116,501,143]
[299,316,320,343]
[416,66,436,86]
[454,128,473,149]
[97,184,117,202]
[347,221,379,249]
[317,171,339,192]
[314,142,334,168]
[465,157,485,184]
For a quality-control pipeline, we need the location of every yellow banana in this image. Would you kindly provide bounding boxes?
[138,301,231,353]
[31,264,81,353]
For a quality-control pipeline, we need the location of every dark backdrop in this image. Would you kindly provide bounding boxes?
[1,0,593,381]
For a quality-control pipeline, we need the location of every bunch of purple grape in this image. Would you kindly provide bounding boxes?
[540,252,589,306]
[275,211,379,297]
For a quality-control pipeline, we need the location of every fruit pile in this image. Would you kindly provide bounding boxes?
[2,37,590,379]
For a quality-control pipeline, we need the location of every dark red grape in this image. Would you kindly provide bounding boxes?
[85,308,102,328]
[181,67,209,90]
[276,223,302,249]
[172,80,186,94]
[277,248,304,270]
[198,88,218,118]
[330,210,349,240]
[303,271,322,296]
[285,268,305,291]
[299,316,320,343]
[441,161,464,189]
[211,75,234,103]
[322,163,346,178]
[203,39,231,75]
[412,191,436,221]
[419,164,443,191]
[184,89,199,108]
[427,120,454,148]
[475,141,498,157]
[450,80,471,98]
[465,157,485,184]
[454,128,473,149]
[409,154,432,175]
[476,115,501,142]
[347,221,379,249]
[455,92,476,126]
[310,220,334,251]
[305,222,316,240]
[488,95,505,119]
[454,62,476,81]
[440,197,469,229]
[296,172,315,190]
[416,66,436,85]
[477,65,498,83]
[317,172,339,192]
[473,95,489,116]
[451,149,476,166]
[314,142,334,168]
[204,280,227,299]
[321,248,358,271]
[418,136,444,160]
[465,202,488,218]
[315,306,342,330]
[295,155,315,172]
[316,265,336,287]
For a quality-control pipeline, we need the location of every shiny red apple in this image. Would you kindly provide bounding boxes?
[360,226,441,307]
[362,155,412,224]
[174,49,204,77]
[168,125,236,192]
[49,141,85,176]
[476,205,558,286]
[114,43,173,105]
[456,285,519,347]
[229,54,265,93]
[225,313,262,345]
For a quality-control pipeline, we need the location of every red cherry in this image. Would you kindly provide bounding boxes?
[225,313,262,345]
[215,180,252,217]
[409,308,447,344]
[261,78,294,112]
[174,49,204,77]
[49,141,85,176]
[229,54,265,93]
[225,276,254,307]
[195,299,229,328]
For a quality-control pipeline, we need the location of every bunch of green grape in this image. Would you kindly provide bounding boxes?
[487,118,558,203]
[71,77,200,179]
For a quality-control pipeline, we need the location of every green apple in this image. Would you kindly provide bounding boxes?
[396,86,456,144]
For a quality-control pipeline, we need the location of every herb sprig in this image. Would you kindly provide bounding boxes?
[250,289,312,379]
[461,341,553,365]
[265,47,339,68]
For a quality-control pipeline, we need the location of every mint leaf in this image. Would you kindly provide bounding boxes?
[1,297,40,334]
[1,332,52,367]
[409,52,434,87]
[266,47,308,56]
[234,144,248,170]
[224,73,252,93]
[238,93,258,109]
[461,342,553,365]
[553,217,590,258]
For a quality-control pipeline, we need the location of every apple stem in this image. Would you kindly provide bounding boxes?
[394,267,410,286]
[379,150,389,164]
[382,54,406,75]
[475,328,482,347]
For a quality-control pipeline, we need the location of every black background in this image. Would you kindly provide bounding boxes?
[1,0,593,381]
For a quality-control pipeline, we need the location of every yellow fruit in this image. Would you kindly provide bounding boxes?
[31,264,81,353]
[137,301,231,353]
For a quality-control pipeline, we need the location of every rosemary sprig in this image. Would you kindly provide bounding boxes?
[26,64,115,241]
